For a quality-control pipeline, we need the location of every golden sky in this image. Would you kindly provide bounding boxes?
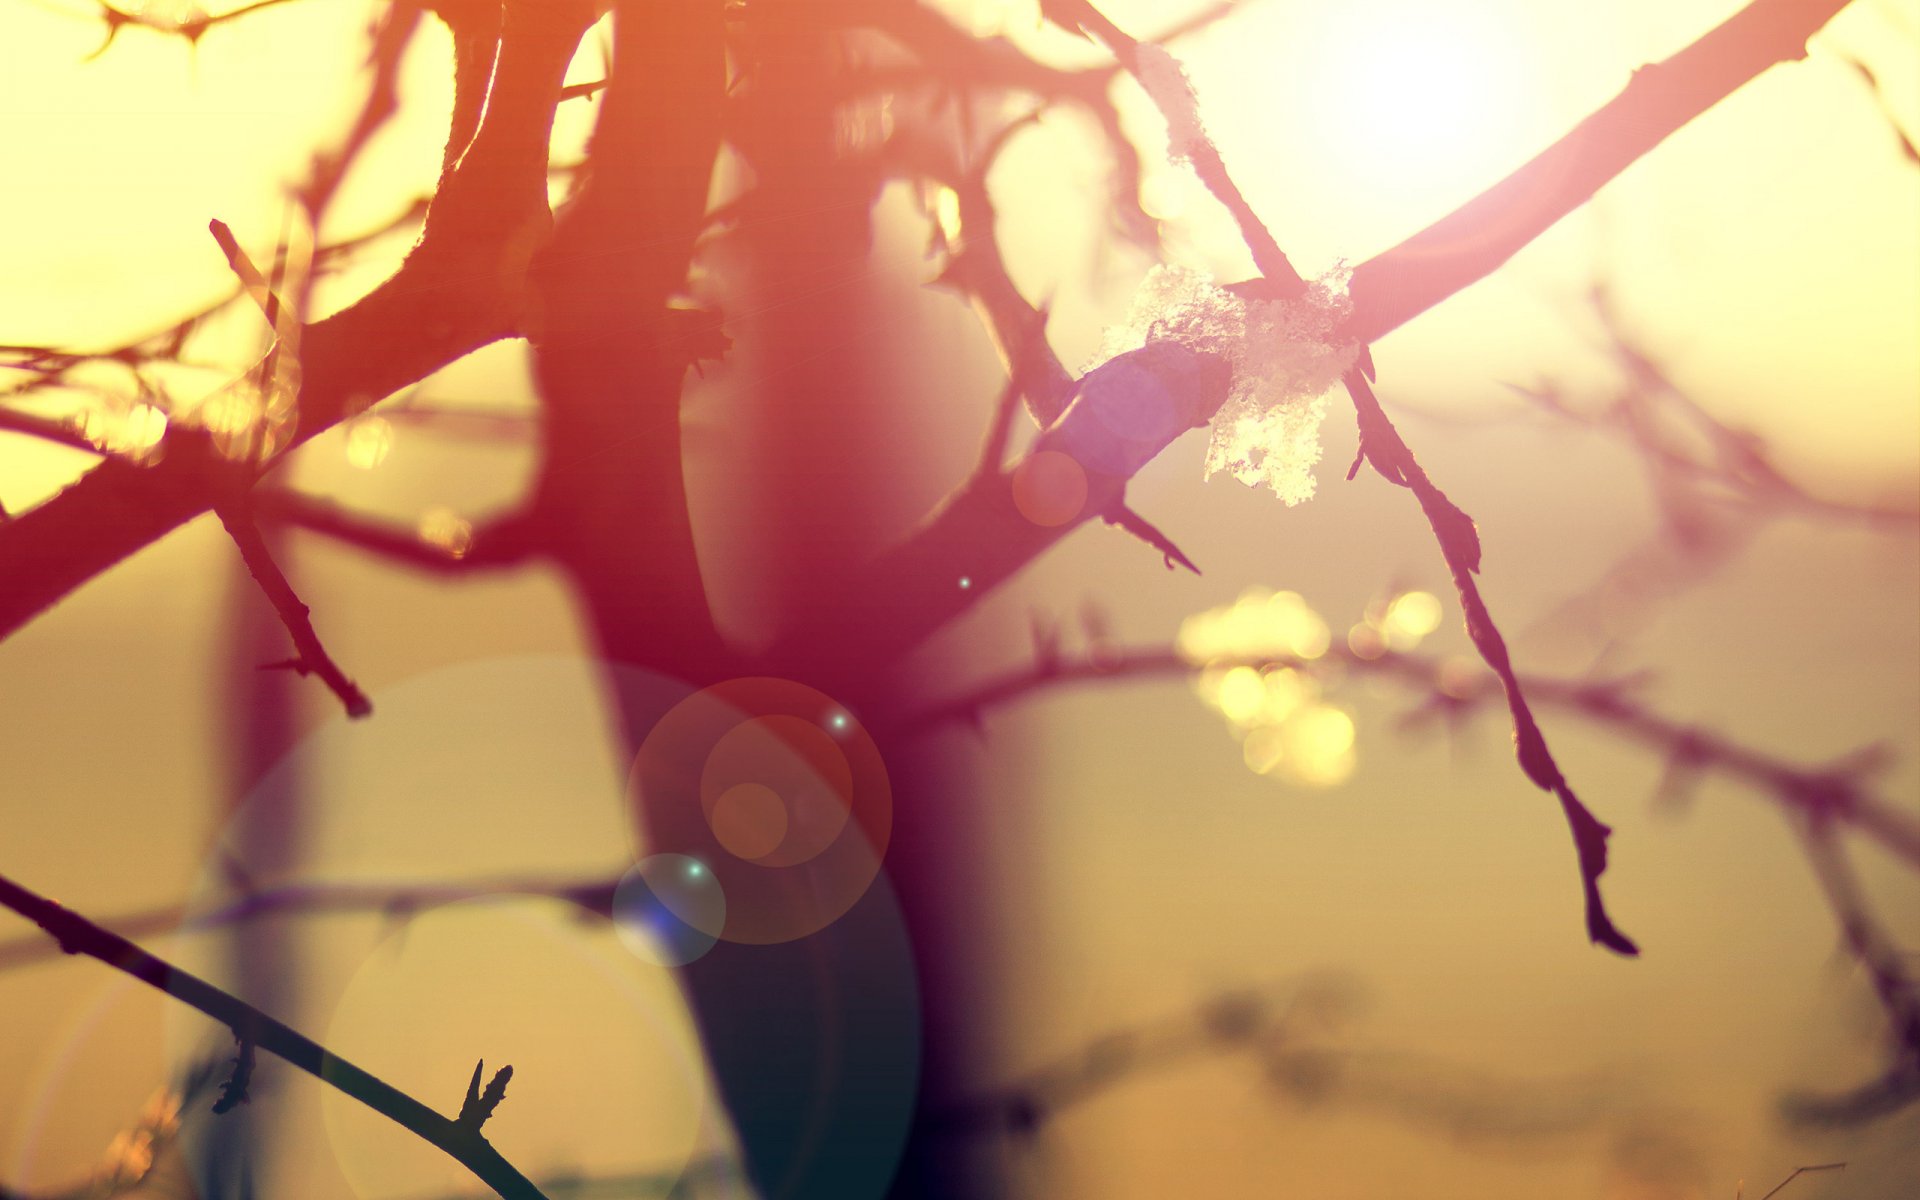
[1,2,1916,1198]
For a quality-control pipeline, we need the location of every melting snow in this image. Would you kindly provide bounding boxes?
[1090,264,1359,505]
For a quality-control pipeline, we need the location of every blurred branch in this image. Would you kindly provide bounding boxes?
[904,638,1920,1115]
[254,488,537,575]
[292,3,427,233]
[0,406,99,456]
[903,642,1920,868]
[0,870,551,1200]
[398,1157,742,1200]
[1829,46,1920,164]
[939,967,1709,1194]
[1782,821,1920,1123]
[1504,279,1917,644]
[1042,1,1303,291]
[934,973,1360,1138]
[0,870,617,974]
[85,0,301,59]
[1550,282,1917,527]
[0,1059,225,1200]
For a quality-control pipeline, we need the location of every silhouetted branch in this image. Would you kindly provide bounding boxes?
[1345,365,1639,956]
[0,870,551,1200]
[765,342,1232,679]
[215,495,373,717]
[1341,0,1856,344]
[1752,1161,1846,1200]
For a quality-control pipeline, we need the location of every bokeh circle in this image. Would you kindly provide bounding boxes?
[629,677,892,945]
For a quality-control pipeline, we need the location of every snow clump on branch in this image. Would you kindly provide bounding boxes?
[1090,264,1359,505]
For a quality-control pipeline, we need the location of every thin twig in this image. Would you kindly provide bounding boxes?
[214,495,373,718]
[1755,1161,1845,1200]
[0,870,618,974]
[0,870,551,1200]
[254,488,536,576]
[1051,0,1305,291]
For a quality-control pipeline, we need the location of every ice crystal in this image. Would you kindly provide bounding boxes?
[1091,265,1358,504]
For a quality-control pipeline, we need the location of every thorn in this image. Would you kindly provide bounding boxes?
[1103,503,1200,574]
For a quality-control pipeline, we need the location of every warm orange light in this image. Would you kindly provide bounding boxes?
[1298,2,1532,193]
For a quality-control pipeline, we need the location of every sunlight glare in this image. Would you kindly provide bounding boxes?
[417,507,474,559]
[1301,2,1531,192]
[345,416,393,470]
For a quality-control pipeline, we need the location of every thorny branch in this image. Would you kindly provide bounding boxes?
[215,494,373,717]
[0,870,551,1200]
[84,0,302,59]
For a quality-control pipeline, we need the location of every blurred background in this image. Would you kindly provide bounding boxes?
[1,0,1916,1197]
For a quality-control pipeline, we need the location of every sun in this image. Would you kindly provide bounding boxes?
[1298,1,1535,194]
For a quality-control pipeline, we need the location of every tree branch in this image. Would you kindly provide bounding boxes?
[764,342,1231,678]
[0,0,593,642]
[0,870,551,1200]
[1342,0,1856,345]
[214,493,372,717]
[0,870,617,974]
[904,638,1920,1107]
[254,488,536,576]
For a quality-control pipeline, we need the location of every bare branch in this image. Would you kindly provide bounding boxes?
[765,342,1232,679]
[0,870,618,974]
[0,407,99,456]
[907,638,1920,1104]
[1755,1162,1846,1200]
[86,0,302,60]
[0,0,595,641]
[254,488,536,576]
[1342,0,1857,345]
[215,495,371,717]
[0,870,552,1200]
